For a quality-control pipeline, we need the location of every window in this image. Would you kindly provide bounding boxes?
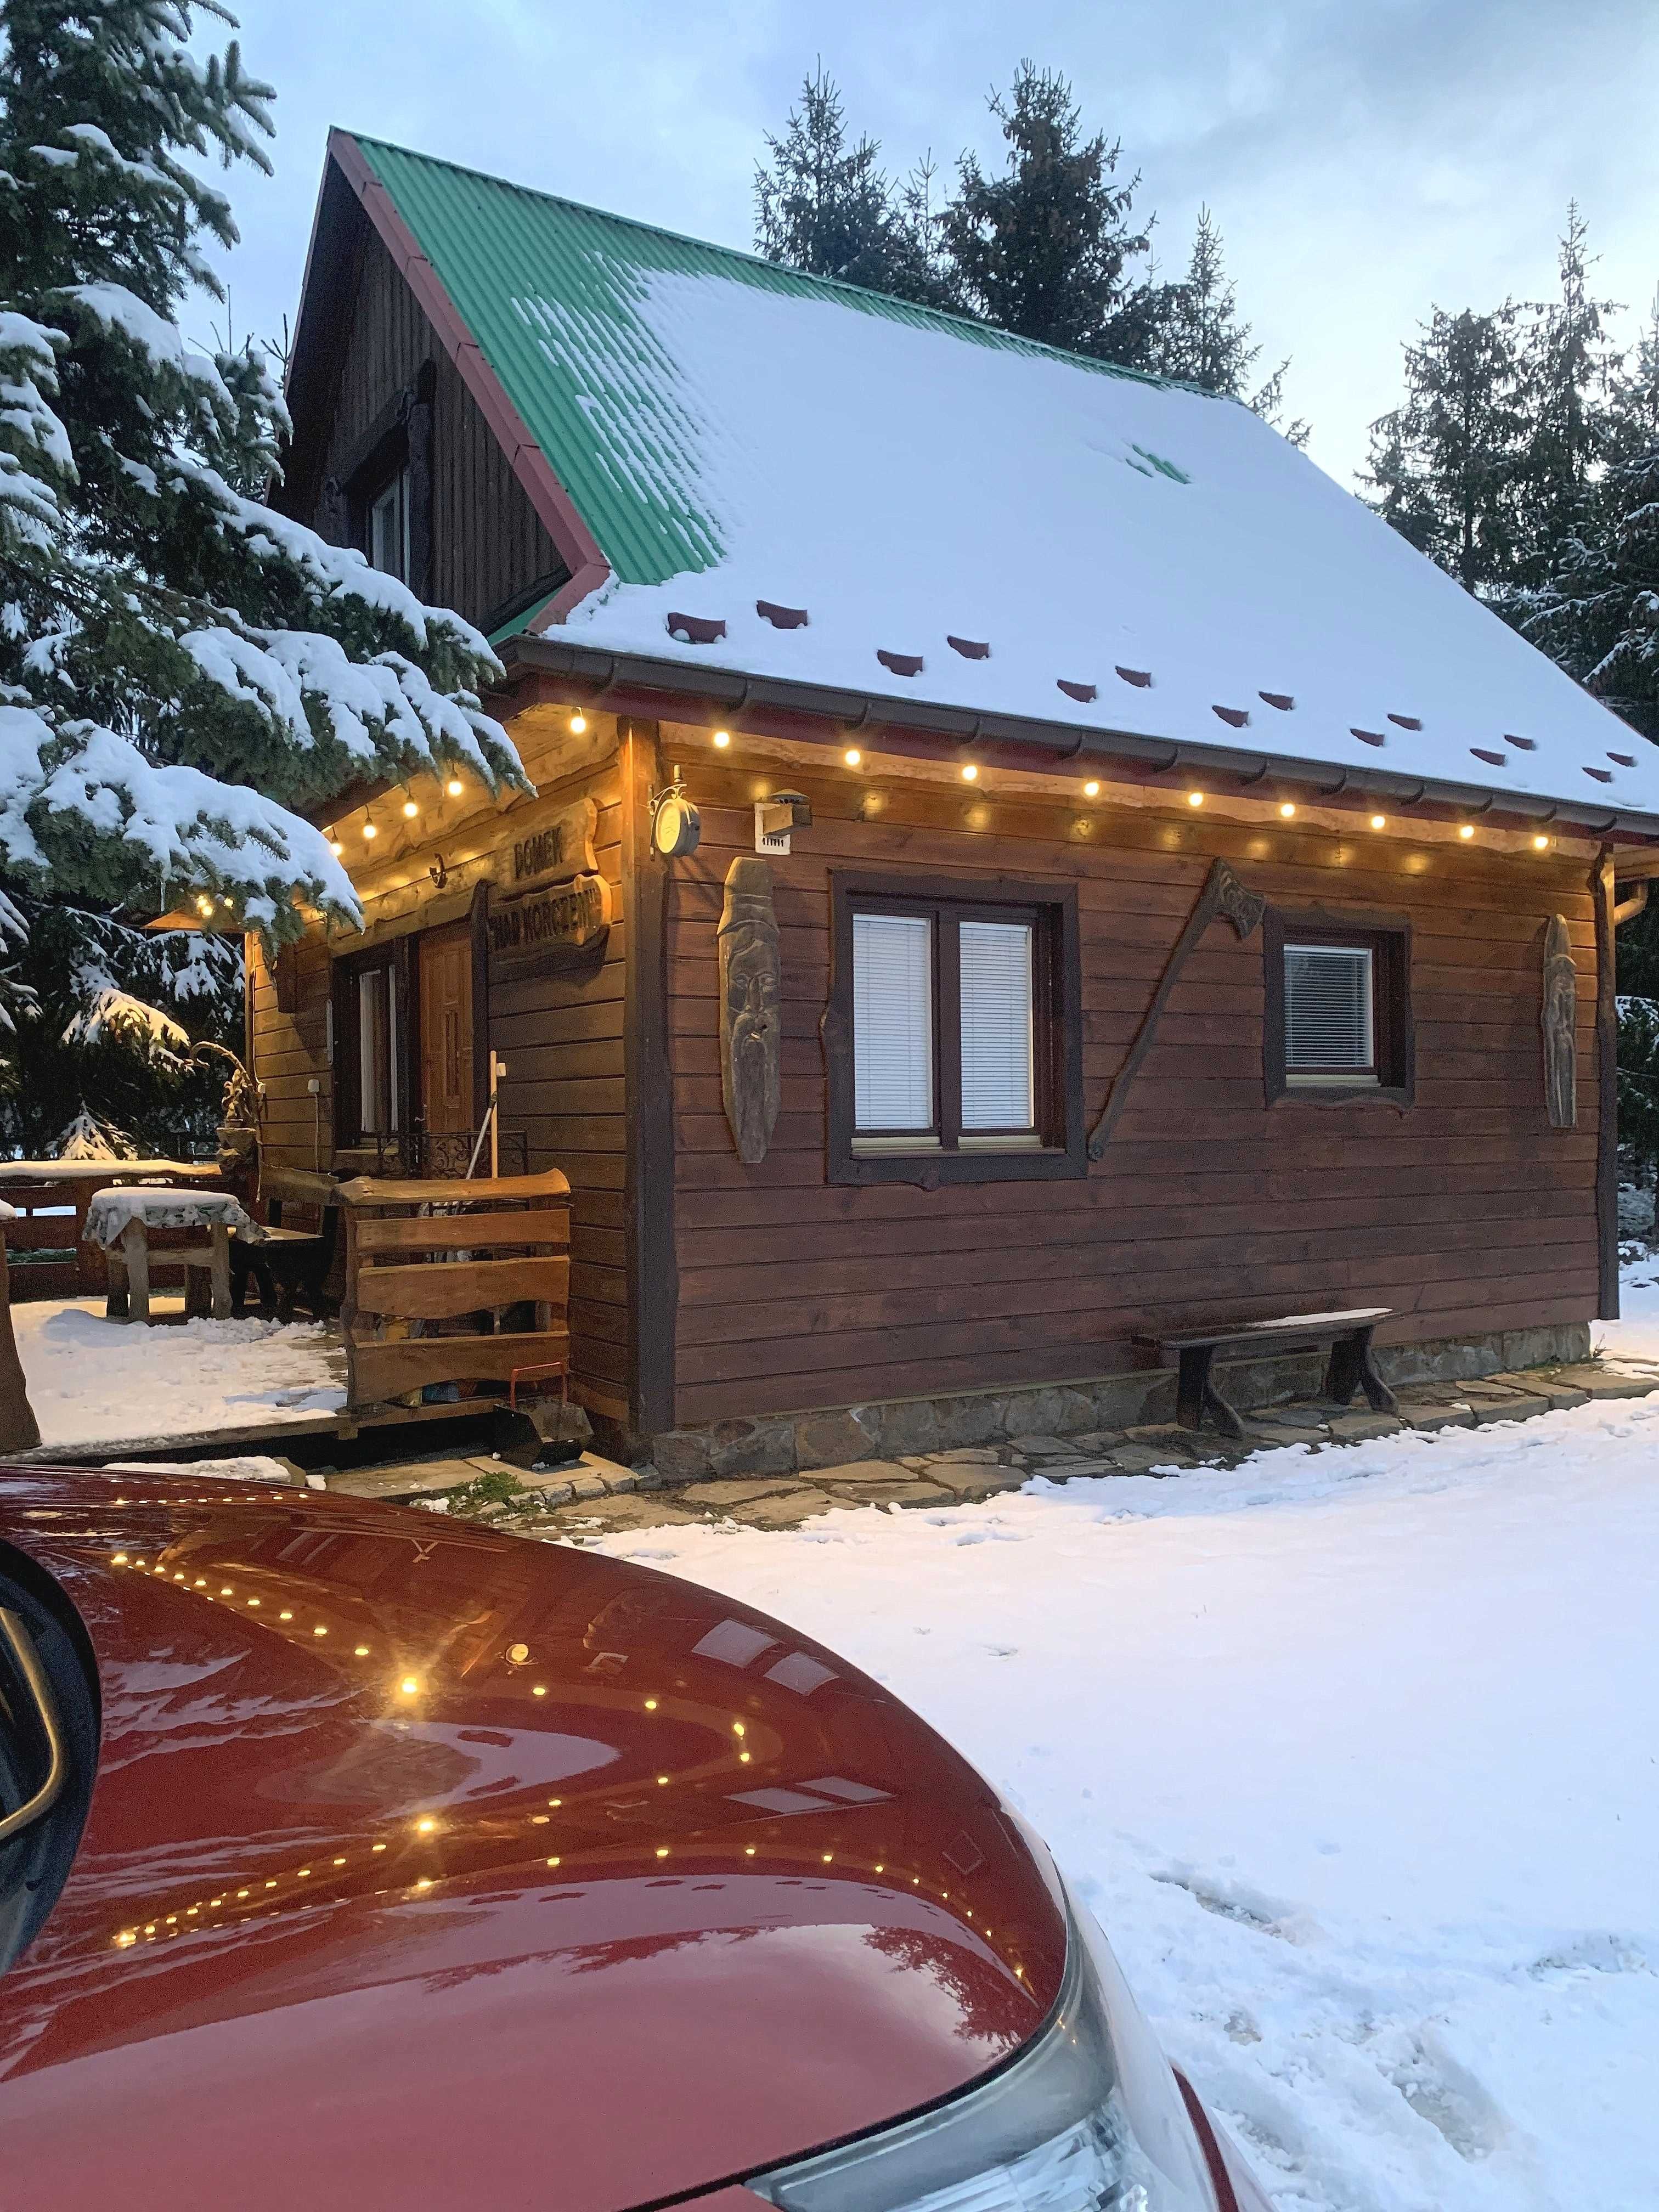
[333,948,406,1144]
[830,876,1084,1184]
[1264,910,1413,1105]
[367,465,411,583]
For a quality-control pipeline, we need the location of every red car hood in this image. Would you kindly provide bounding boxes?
[0,1470,1065,2211]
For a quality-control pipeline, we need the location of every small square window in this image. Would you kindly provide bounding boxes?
[367,466,411,583]
[830,876,1084,1183]
[1265,911,1413,1105]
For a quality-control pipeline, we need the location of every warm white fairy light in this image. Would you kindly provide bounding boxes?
[713,729,731,748]
[1083,780,1100,798]
[961,763,978,782]
[569,711,588,735]
[1279,802,1296,819]
[844,747,861,767]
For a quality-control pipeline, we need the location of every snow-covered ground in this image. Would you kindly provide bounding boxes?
[11,1300,343,1446]
[1597,1248,1659,1364]
[592,1393,1659,2210]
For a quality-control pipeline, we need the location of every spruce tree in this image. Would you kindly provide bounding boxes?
[940,62,1154,365]
[1512,205,1622,585]
[1144,207,1308,443]
[1361,306,1526,592]
[754,66,950,307]
[0,0,527,1130]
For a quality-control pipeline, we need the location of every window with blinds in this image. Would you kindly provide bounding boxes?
[960,919,1035,1130]
[853,911,934,1132]
[1284,944,1375,1079]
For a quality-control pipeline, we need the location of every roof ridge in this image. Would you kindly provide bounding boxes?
[338,127,1212,400]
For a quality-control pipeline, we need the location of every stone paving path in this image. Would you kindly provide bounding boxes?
[321,1358,1659,1542]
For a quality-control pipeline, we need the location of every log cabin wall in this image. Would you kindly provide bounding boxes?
[295,212,567,634]
[246,710,631,1432]
[664,753,1601,1431]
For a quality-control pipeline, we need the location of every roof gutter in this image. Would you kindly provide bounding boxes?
[498,634,1659,846]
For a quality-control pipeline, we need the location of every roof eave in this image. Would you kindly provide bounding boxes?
[497,634,1659,847]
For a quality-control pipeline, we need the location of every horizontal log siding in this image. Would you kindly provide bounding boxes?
[316,220,565,633]
[667,765,1601,1426]
[488,758,630,1425]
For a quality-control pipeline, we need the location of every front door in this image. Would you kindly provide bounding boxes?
[419,922,475,1135]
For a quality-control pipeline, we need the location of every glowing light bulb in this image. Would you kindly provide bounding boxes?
[745,1846,757,1857]
[644,1698,658,1711]
[416,1818,436,1834]
[1279,802,1296,819]
[1187,791,1205,808]
[415,1878,433,1891]
[219,1585,232,1596]
[713,729,731,748]
[732,1722,745,1736]
[362,822,377,840]
[446,777,464,798]
[372,1844,387,1853]
[353,1645,370,1657]
[313,1624,327,1637]
[656,1847,670,1859]
[569,712,588,735]
[1370,814,1386,831]
[1458,823,1475,840]
[1083,780,1100,798]
[961,763,978,782]
[402,799,419,819]
[532,1684,546,1697]
[399,1678,419,1696]
[844,747,861,767]
[547,1855,561,1867]
[329,840,344,857]
[279,1609,292,1620]
[1533,833,1550,850]
[657,1775,669,1786]
[112,1551,128,1564]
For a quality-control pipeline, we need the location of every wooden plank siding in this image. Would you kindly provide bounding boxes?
[665,760,1601,1428]
[306,212,565,635]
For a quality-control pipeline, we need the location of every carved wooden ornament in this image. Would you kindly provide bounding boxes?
[719,856,782,1165]
[1542,913,1578,1129]
[1088,858,1266,1159]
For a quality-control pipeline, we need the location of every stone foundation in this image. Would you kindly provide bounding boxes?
[650,1322,1594,1482]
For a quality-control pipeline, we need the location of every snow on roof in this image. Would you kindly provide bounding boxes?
[350,134,1659,822]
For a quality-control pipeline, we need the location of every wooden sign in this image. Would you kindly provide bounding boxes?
[502,795,599,894]
[486,873,611,975]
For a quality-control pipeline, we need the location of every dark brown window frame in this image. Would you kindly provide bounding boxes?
[826,871,1085,1185]
[330,940,414,1146]
[1263,904,1414,1108]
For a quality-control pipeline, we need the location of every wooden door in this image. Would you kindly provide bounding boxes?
[419,922,475,1134]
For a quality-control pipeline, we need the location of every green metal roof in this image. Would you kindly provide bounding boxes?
[353,134,1170,591]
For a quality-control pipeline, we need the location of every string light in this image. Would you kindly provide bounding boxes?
[713,729,731,748]
[329,836,344,854]
[446,777,464,798]
[961,763,979,782]
[844,747,861,768]
[1458,823,1475,840]
[1083,780,1100,798]
[1370,814,1386,831]
[398,1678,420,1696]
[361,822,377,840]
[1187,791,1205,808]
[402,799,419,819]
[1533,833,1551,851]
[569,711,588,735]
[1279,802,1296,819]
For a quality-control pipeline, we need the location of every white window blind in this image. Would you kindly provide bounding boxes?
[960,919,1035,1128]
[357,968,399,1133]
[853,912,934,1130]
[1284,944,1374,1073]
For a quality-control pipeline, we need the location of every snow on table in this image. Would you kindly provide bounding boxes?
[11,1301,343,1446]
[588,1390,1659,2210]
[81,1186,259,1248]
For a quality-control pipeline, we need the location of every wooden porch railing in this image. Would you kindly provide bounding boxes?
[336,1170,571,1412]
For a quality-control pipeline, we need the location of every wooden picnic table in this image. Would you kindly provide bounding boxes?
[83,1187,263,1325]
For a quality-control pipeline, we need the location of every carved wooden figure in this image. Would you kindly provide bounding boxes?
[1542,913,1578,1130]
[719,856,782,1165]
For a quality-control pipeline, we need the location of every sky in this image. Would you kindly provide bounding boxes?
[206,0,1659,492]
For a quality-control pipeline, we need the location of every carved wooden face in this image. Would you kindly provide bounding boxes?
[727,930,780,1054]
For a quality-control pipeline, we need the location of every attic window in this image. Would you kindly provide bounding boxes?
[367,465,411,584]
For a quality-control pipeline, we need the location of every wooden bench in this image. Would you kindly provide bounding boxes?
[232,1167,341,1322]
[1136,1307,1400,1438]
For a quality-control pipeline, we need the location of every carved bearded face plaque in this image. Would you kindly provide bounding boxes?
[718,856,783,1165]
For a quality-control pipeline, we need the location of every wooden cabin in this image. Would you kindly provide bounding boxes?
[258,129,1659,1468]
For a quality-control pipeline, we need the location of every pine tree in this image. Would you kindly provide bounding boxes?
[754,66,950,307]
[1144,208,1308,443]
[0,0,527,1100]
[1512,205,1623,585]
[1361,306,1526,592]
[940,62,1154,365]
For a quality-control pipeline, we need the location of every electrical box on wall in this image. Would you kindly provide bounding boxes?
[754,792,812,855]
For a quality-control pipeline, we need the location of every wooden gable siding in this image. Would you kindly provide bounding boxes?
[665,759,1600,1427]
[309,217,566,635]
